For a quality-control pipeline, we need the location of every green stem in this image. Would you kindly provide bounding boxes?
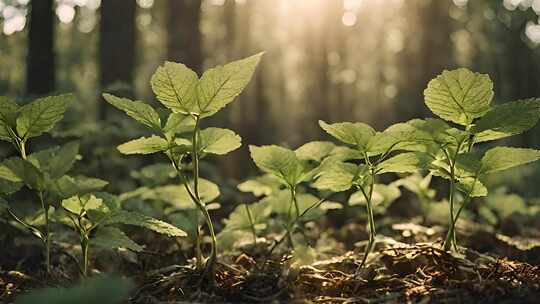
[39,192,51,274]
[245,204,257,245]
[358,170,376,269]
[81,234,89,277]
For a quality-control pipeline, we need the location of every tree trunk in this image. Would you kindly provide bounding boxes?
[166,0,202,74]
[99,0,137,119]
[26,0,55,96]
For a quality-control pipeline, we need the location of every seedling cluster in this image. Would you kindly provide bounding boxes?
[2,56,540,286]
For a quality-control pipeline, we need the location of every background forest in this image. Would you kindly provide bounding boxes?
[1,0,540,193]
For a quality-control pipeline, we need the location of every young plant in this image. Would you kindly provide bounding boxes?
[0,94,73,273]
[419,68,540,251]
[249,144,342,251]
[104,53,263,279]
[313,120,426,267]
[58,193,186,276]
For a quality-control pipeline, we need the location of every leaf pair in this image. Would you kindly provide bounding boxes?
[0,94,73,143]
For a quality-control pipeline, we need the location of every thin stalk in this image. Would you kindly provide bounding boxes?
[358,169,376,269]
[81,234,89,277]
[245,204,257,245]
[39,192,51,273]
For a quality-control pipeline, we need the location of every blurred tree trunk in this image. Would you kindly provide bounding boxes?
[166,0,202,74]
[26,0,55,96]
[99,0,136,120]
[395,0,454,121]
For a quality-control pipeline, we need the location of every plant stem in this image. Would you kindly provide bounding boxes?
[81,234,89,277]
[358,170,376,269]
[245,204,257,245]
[39,192,51,274]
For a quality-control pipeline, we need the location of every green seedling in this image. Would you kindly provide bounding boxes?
[104,52,263,280]
[59,193,186,276]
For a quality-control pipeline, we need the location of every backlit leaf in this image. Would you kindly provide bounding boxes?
[117,136,168,155]
[16,94,73,139]
[103,94,161,130]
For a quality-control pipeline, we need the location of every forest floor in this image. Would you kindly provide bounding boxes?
[1,221,539,303]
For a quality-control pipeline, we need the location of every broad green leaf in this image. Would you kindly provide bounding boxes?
[105,210,187,237]
[377,152,430,174]
[199,127,241,155]
[29,141,80,179]
[117,136,168,155]
[142,178,220,208]
[150,62,198,114]
[481,147,540,174]
[3,157,44,191]
[222,202,271,231]
[103,94,161,130]
[249,145,305,186]
[196,53,263,117]
[49,175,108,199]
[457,177,487,197]
[0,164,22,182]
[169,209,199,239]
[92,227,143,252]
[237,174,282,197]
[319,120,375,150]
[130,163,176,186]
[313,162,366,192]
[16,94,73,139]
[0,96,19,142]
[295,141,336,162]
[62,195,104,215]
[15,275,133,304]
[0,178,23,195]
[264,191,326,220]
[473,98,540,142]
[162,112,195,135]
[424,68,493,126]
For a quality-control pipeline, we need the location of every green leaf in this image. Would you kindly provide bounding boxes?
[424,68,493,126]
[457,177,487,197]
[473,98,540,142]
[92,227,144,252]
[480,147,540,174]
[117,136,168,155]
[0,196,9,214]
[222,202,271,232]
[16,94,73,139]
[295,141,336,162]
[143,178,220,208]
[29,141,80,179]
[15,275,133,304]
[319,120,375,150]
[313,162,365,192]
[249,145,305,186]
[103,93,161,130]
[169,209,199,239]
[198,127,241,155]
[0,96,19,142]
[0,164,22,182]
[377,152,430,174]
[349,184,401,209]
[105,210,187,237]
[2,157,44,191]
[196,53,263,117]
[49,175,108,199]
[62,194,104,215]
[237,174,282,197]
[150,61,198,114]
[162,112,195,135]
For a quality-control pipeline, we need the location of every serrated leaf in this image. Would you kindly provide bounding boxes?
[0,164,22,182]
[473,98,540,142]
[16,94,73,139]
[237,174,282,197]
[118,136,168,155]
[151,62,199,114]
[480,147,540,174]
[295,141,336,162]
[143,178,220,208]
[377,152,430,174]
[28,141,80,179]
[196,53,263,118]
[2,157,44,190]
[424,68,493,126]
[162,112,195,135]
[103,93,161,130]
[198,127,241,155]
[319,120,375,150]
[249,145,305,186]
[92,227,143,252]
[0,96,19,142]
[105,210,187,237]
[457,177,487,197]
[313,162,365,192]
[49,175,108,199]
[62,194,104,215]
